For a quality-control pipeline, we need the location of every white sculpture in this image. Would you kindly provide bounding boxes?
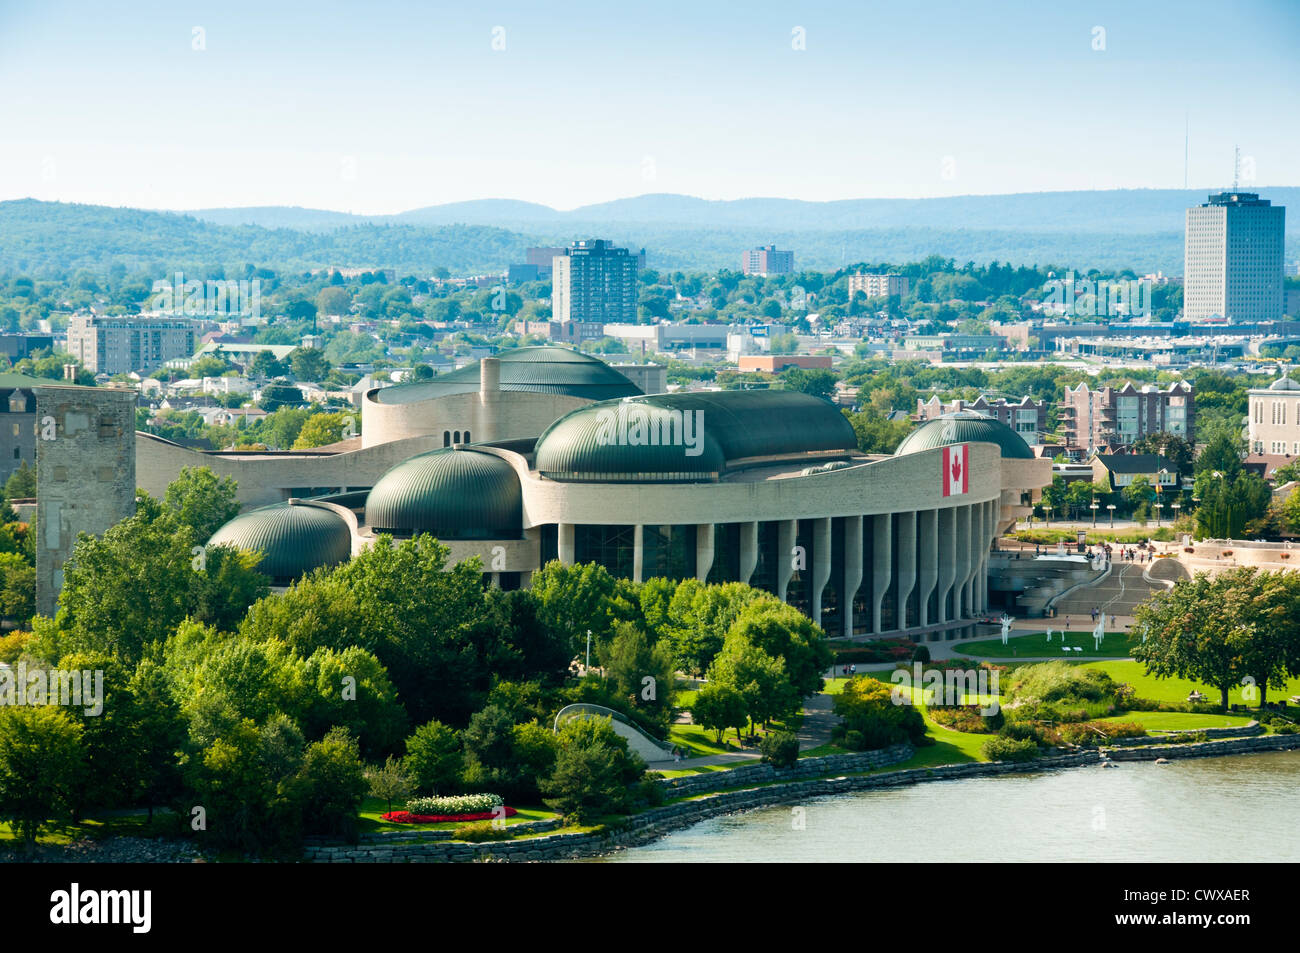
[1000,614,1013,645]
[1093,615,1105,650]
[1045,628,1052,642]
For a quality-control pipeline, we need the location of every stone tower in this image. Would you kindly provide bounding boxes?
[34,385,137,617]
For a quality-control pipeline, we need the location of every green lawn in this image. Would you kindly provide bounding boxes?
[1093,710,1254,731]
[1082,659,1300,708]
[957,630,1135,658]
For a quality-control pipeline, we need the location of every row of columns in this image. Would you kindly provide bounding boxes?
[553,499,998,638]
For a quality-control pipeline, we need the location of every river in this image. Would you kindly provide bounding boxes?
[597,750,1300,862]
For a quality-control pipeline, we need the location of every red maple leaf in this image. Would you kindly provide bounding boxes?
[950,458,962,483]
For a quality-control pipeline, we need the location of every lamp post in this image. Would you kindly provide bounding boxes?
[1107,503,1116,528]
[1154,501,1163,526]
[1171,501,1181,524]
[1090,500,1099,528]
[585,629,592,673]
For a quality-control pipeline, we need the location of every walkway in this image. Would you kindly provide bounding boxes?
[1050,561,1159,618]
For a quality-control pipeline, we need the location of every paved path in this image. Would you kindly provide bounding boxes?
[647,690,840,770]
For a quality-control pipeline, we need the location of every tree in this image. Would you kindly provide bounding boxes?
[292,412,354,449]
[760,730,799,767]
[781,367,838,401]
[1132,432,1194,476]
[366,756,414,815]
[707,637,797,734]
[248,350,287,380]
[540,717,645,823]
[691,682,748,744]
[528,560,623,660]
[404,719,463,795]
[0,706,85,847]
[163,465,241,540]
[289,347,331,382]
[292,727,367,840]
[1133,569,1300,708]
[1195,431,1243,484]
[260,380,304,412]
[4,461,35,500]
[599,621,675,723]
[724,601,831,698]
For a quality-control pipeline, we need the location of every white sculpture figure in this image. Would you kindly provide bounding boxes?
[1093,615,1105,650]
[1045,628,1052,642]
[1000,614,1013,645]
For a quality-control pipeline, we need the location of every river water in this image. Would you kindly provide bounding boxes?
[598,750,1300,862]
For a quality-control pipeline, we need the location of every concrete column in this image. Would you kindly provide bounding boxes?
[477,356,501,443]
[894,510,917,631]
[953,506,972,619]
[558,522,575,565]
[936,507,957,623]
[916,509,938,627]
[810,517,832,627]
[694,523,714,582]
[776,519,797,602]
[964,503,982,615]
[843,516,864,638]
[871,514,892,634]
[738,521,759,585]
[633,524,645,583]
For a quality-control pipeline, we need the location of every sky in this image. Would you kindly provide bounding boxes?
[0,0,1297,214]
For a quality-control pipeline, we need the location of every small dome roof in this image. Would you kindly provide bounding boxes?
[364,448,522,538]
[208,501,352,583]
[1269,373,1300,391]
[894,410,1035,460]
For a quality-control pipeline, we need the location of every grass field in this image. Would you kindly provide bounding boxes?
[1093,711,1255,731]
[1085,660,1300,707]
[957,630,1135,658]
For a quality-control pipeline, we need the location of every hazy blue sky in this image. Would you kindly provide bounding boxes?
[1,0,1296,213]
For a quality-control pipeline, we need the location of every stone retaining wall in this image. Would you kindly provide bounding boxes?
[1102,722,1262,746]
[1103,732,1300,761]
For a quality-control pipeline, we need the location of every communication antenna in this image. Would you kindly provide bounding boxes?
[1183,114,1188,190]
[1232,145,1240,190]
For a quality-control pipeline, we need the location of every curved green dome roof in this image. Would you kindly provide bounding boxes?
[364,448,522,538]
[208,501,352,583]
[370,346,642,405]
[534,390,857,482]
[894,410,1035,459]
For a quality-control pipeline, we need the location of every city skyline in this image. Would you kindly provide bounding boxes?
[0,0,1297,214]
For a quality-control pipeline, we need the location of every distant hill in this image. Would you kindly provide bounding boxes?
[4,188,1297,277]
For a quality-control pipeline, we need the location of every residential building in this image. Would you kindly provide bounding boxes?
[848,273,910,299]
[0,371,42,485]
[1091,454,1181,492]
[738,355,833,373]
[1060,381,1194,452]
[552,240,639,324]
[0,333,54,362]
[1246,369,1300,455]
[1184,192,1285,323]
[66,314,198,375]
[915,395,1048,445]
[741,245,795,276]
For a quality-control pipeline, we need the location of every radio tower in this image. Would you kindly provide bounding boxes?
[1232,145,1240,190]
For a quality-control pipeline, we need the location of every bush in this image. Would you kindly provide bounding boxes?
[843,729,865,751]
[1274,723,1298,735]
[832,676,926,750]
[406,793,503,815]
[1058,721,1145,746]
[453,823,511,842]
[911,644,931,663]
[760,731,799,768]
[982,736,1039,762]
[999,721,1045,744]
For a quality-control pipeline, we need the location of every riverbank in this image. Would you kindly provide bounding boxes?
[303,731,1300,863]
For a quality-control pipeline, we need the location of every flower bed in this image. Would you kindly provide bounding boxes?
[383,806,518,825]
[406,793,502,815]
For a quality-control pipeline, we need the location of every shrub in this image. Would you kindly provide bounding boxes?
[405,793,503,816]
[982,736,1039,762]
[911,644,931,663]
[1274,723,1298,735]
[832,676,926,750]
[1058,721,1145,746]
[843,729,865,750]
[760,731,799,768]
[453,823,511,842]
[999,721,1044,744]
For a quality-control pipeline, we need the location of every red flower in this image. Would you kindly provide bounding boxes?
[382,807,519,824]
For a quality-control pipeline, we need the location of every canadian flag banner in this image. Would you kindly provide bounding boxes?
[942,444,969,497]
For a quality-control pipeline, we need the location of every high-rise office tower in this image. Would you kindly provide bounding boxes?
[1184,192,1285,323]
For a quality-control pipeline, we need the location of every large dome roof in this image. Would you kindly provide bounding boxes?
[533,390,857,482]
[369,346,642,405]
[364,447,522,538]
[894,410,1035,460]
[208,501,352,583]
